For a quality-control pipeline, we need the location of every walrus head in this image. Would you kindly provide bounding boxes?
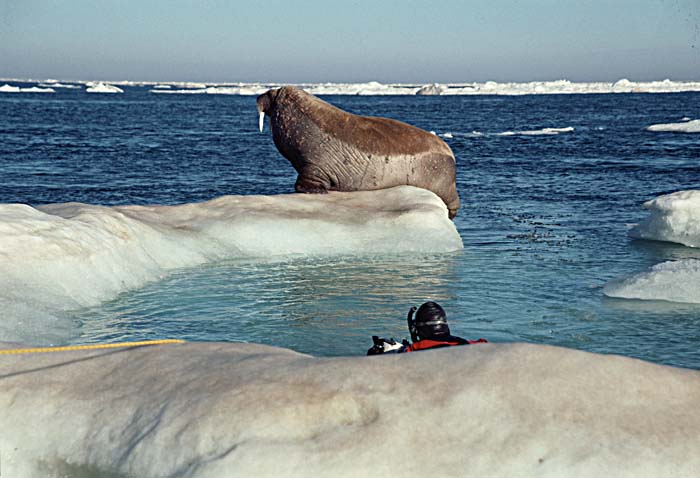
[256,88,281,132]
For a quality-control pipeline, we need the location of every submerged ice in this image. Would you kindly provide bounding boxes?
[0,187,461,344]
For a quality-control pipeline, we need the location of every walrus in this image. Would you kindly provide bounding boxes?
[257,86,460,218]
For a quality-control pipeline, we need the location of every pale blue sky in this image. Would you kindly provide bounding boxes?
[1,0,698,82]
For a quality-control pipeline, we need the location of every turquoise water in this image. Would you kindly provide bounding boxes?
[2,86,700,367]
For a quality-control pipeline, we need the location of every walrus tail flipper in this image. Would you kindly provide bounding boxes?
[295,171,330,194]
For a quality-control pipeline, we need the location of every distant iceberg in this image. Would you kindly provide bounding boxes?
[603,259,700,304]
[0,187,460,344]
[85,82,124,93]
[646,119,700,133]
[630,190,700,247]
[0,84,54,93]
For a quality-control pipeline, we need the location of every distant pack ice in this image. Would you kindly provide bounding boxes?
[0,187,461,343]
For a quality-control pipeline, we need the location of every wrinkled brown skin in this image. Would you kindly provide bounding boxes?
[257,86,460,218]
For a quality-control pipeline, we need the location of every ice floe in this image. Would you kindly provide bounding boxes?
[646,119,700,133]
[85,82,124,93]
[603,259,700,304]
[0,187,460,344]
[630,190,700,247]
[0,340,698,477]
[0,84,55,93]
[497,127,575,136]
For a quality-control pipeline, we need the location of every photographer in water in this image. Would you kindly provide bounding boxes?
[367,301,487,355]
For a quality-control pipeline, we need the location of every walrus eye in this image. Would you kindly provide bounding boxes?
[258,111,265,133]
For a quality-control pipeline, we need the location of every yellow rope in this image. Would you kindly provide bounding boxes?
[0,339,185,355]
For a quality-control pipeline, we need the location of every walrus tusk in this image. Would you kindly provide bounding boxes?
[259,111,265,133]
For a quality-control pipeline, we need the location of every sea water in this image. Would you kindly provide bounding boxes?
[1,84,699,368]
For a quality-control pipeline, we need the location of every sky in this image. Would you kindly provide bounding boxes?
[1,0,699,83]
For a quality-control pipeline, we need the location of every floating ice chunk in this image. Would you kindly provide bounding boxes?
[0,84,54,93]
[20,86,55,93]
[85,82,123,93]
[0,187,461,343]
[646,119,700,133]
[497,126,574,136]
[0,341,698,477]
[0,84,20,92]
[440,132,453,138]
[603,259,700,303]
[630,190,700,247]
[152,84,172,89]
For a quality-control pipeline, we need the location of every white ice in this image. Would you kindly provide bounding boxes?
[646,119,700,133]
[85,82,124,93]
[38,82,81,89]
[497,127,574,136]
[0,341,698,478]
[630,190,700,247]
[0,84,54,93]
[134,78,700,96]
[0,187,461,344]
[5,77,700,96]
[603,259,700,303]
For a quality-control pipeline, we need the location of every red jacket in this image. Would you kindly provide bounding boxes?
[404,337,488,352]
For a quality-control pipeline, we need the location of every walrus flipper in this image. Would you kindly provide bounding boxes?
[295,167,330,194]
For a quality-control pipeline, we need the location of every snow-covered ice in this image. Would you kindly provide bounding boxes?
[86,82,124,93]
[647,119,700,133]
[630,190,700,248]
[0,187,461,344]
[603,259,700,304]
[0,340,698,478]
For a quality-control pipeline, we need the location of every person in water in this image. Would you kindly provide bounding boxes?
[367,301,487,355]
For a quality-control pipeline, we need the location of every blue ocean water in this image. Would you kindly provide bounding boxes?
[2,85,700,368]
